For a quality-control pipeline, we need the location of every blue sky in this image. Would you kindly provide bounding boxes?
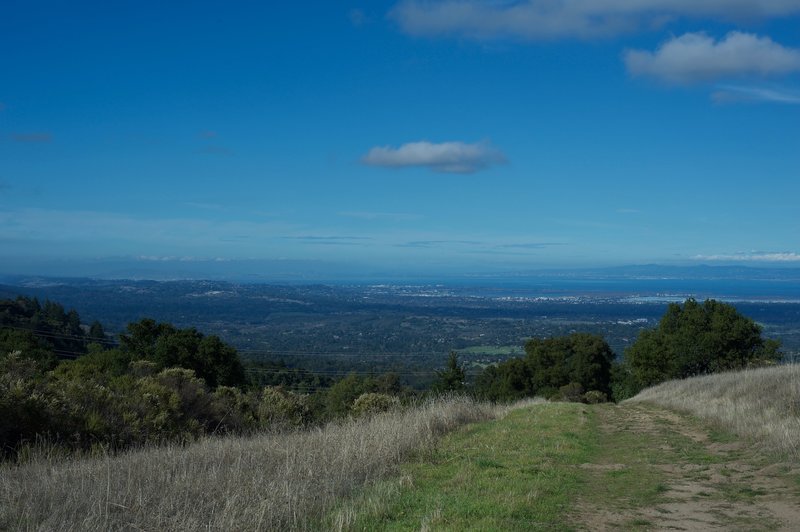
[1,1,799,278]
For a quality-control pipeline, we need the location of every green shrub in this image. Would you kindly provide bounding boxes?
[212,386,258,433]
[351,393,400,417]
[258,386,310,429]
[555,382,584,402]
[582,390,607,404]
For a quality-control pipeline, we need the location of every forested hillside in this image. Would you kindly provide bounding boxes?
[1,293,784,461]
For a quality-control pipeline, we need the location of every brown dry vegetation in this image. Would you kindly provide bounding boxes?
[629,364,800,458]
[0,395,528,531]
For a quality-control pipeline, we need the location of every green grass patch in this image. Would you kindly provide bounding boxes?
[327,403,595,531]
[326,402,797,531]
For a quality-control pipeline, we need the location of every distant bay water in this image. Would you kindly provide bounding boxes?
[423,278,800,304]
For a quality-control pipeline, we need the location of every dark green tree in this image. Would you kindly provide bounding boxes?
[119,318,246,388]
[432,351,466,393]
[473,357,534,401]
[474,333,614,401]
[526,333,614,397]
[88,320,106,342]
[624,299,781,392]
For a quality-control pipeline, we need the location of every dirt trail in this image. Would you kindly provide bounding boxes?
[574,403,800,531]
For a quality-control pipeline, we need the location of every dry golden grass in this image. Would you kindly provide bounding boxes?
[0,395,531,531]
[628,364,800,458]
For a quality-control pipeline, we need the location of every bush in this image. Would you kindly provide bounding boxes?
[555,382,584,402]
[582,390,608,404]
[258,386,310,429]
[212,386,258,433]
[351,393,400,417]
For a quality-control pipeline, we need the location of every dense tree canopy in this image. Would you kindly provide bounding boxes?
[0,296,92,357]
[119,318,246,388]
[623,299,781,391]
[526,333,614,397]
[1,296,417,459]
[474,332,614,401]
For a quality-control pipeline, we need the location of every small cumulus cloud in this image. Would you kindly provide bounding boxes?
[693,251,800,262]
[362,140,505,174]
[625,32,800,84]
[390,1,800,41]
[712,84,800,104]
[10,132,52,143]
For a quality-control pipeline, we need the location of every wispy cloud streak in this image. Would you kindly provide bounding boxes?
[391,1,800,41]
[712,84,800,104]
[693,251,800,262]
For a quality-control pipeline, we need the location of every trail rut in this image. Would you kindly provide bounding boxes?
[574,404,800,531]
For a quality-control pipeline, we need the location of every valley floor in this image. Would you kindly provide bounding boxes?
[333,402,800,531]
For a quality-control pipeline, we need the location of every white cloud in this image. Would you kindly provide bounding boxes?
[693,251,800,262]
[712,84,800,104]
[361,140,505,173]
[625,31,800,84]
[390,1,800,41]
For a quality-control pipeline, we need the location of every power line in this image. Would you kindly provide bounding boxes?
[0,325,467,356]
[0,324,117,345]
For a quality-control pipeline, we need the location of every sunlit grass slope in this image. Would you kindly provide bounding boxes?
[0,396,510,531]
[629,364,800,457]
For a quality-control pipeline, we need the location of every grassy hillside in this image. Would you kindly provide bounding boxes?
[629,364,800,458]
[4,365,800,530]
[0,396,519,531]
